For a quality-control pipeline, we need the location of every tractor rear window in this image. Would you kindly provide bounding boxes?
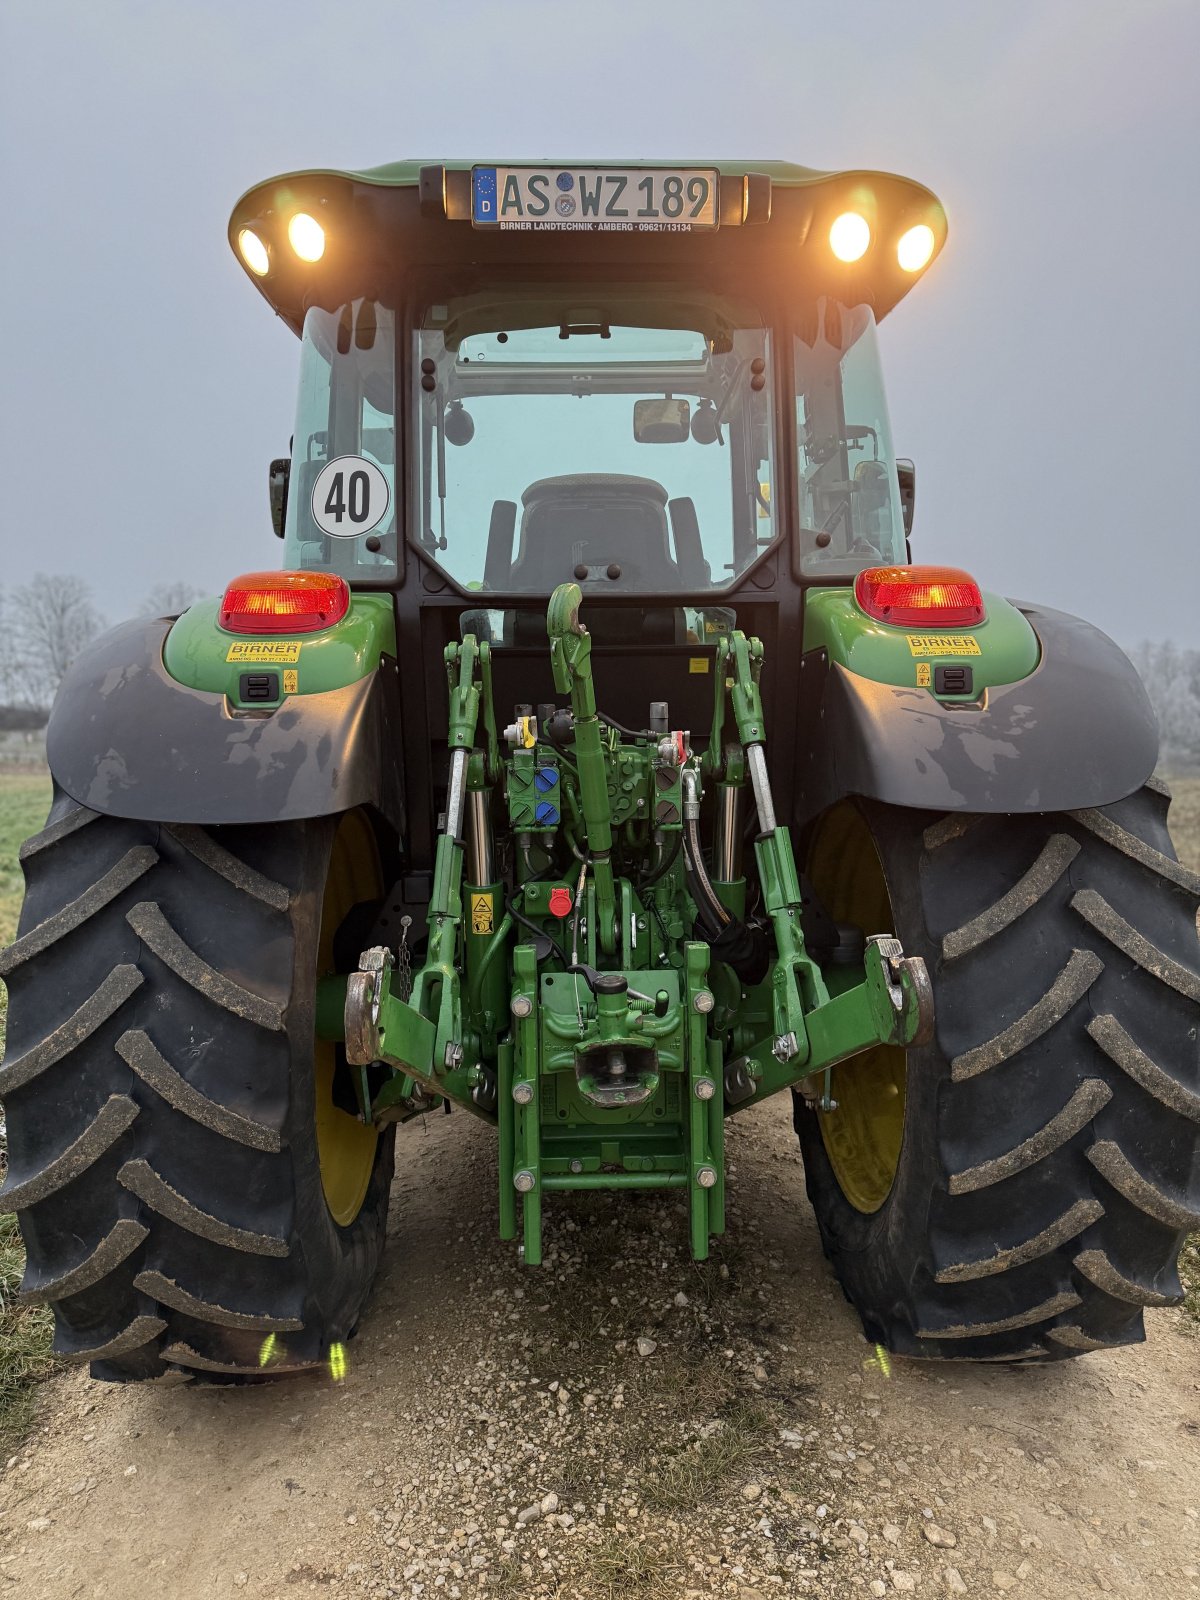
[411,286,776,596]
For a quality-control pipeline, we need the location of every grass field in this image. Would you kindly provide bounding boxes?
[0,773,1196,1442]
[1166,778,1200,1325]
[0,770,55,1448]
[0,773,51,1055]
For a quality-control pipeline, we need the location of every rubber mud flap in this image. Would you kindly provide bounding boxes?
[45,617,404,834]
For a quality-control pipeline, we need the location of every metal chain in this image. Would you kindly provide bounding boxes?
[396,915,413,1002]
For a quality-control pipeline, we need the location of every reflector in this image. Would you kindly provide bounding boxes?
[220,570,349,634]
[853,565,985,628]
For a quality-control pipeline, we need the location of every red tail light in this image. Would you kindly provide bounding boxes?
[219,570,350,635]
[853,565,985,629]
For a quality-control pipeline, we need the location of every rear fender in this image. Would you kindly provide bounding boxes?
[794,594,1157,826]
[46,603,404,834]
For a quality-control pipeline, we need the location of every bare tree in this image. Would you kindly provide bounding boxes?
[1130,639,1200,773]
[11,573,105,710]
[0,588,20,707]
[140,580,206,618]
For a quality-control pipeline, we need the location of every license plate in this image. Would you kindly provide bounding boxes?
[471,166,719,231]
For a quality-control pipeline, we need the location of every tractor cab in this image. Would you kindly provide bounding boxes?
[232,160,944,634]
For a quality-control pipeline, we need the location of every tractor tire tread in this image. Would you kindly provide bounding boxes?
[947,1077,1111,1194]
[1072,1248,1181,1307]
[58,1315,168,1365]
[1085,1140,1200,1231]
[915,1289,1082,1341]
[0,847,157,976]
[132,1270,304,1331]
[166,825,291,910]
[0,965,143,1095]
[161,1341,317,1376]
[1071,887,1200,1002]
[18,803,99,861]
[798,782,1200,1362]
[1,796,394,1380]
[1069,807,1200,895]
[950,948,1103,1081]
[125,900,285,1029]
[1086,1013,1200,1121]
[116,1028,282,1151]
[21,1219,150,1303]
[934,1197,1105,1283]
[0,1094,140,1209]
[942,834,1079,960]
[117,1157,290,1256]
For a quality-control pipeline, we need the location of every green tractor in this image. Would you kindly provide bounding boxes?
[3,159,1197,1381]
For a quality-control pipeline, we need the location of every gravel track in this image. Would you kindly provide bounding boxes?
[1,1098,1198,1599]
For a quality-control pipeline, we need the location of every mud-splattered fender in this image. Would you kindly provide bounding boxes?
[793,602,1157,827]
[45,616,405,834]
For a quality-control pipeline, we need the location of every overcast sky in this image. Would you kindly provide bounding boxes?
[2,0,1197,644]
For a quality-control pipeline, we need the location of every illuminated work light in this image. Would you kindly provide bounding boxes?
[238,228,269,276]
[288,213,325,262]
[219,570,349,634]
[897,224,936,273]
[829,212,871,263]
[853,565,985,628]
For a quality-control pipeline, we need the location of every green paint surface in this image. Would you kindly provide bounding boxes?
[162,593,396,708]
[802,588,1040,698]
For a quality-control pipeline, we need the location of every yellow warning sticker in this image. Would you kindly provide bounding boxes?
[470,891,494,935]
[905,634,981,658]
[226,640,301,664]
[282,669,298,694]
[689,657,710,674]
[916,663,932,688]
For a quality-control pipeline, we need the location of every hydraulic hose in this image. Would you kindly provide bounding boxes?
[598,711,653,740]
[685,815,731,929]
[639,831,681,890]
[468,912,513,1014]
[505,893,571,969]
[682,839,724,939]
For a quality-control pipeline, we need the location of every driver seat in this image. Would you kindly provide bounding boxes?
[508,475,682,590]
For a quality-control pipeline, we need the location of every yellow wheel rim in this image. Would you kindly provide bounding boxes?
[315,810,382,1227]
[806,803,906,1214]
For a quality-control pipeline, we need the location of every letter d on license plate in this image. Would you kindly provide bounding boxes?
[472,167,719,231]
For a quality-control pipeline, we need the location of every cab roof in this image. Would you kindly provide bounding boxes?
[229,158,947,333]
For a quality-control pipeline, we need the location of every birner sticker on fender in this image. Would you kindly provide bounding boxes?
[905,634,982,657]
[226,641,302,664]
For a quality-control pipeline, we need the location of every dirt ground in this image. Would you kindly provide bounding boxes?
[1,1096,1197,1600]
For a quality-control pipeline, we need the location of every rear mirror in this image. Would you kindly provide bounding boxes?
[633,397,691,444]
[269,457,290,539]
[896,458,916,540]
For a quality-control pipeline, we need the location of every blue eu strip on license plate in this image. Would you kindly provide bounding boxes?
[471,167,719,231]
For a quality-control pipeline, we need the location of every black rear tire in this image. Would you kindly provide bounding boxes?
[0,792,395,1381]
[797,780,1200,1361]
